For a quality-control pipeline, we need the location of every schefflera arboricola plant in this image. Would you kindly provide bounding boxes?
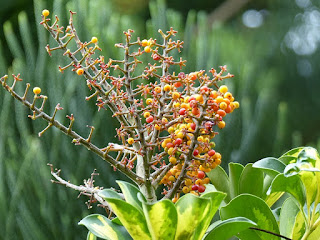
[1,9,239,201]
[0,9,242,239]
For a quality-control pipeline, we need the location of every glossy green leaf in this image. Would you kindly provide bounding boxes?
[207,166,231,202]
[192,191,226,240]
[87,231,97,240]
[278,156,297,165]
[229,163,244,199]
[79,214,132,240]
[239,164,264,198]
[102,198,151,240]
[299,171,317,209]
[252,157,286,175]
[204,217,257,240]
[116,180,144,211]
[280,147,304,158]
[99,189,123,200]
[142,199,177,240]
[220,194,280,240]
[174,194,211,240]
[267,173,306,207]
[279,197,300,238]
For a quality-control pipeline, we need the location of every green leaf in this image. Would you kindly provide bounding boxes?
[220,194,280,240]
[192,191,226,240]
[87,231,97,240]
[267,173,306,207]
[207,166,231,202]
[252,157,286,175]
[142,199,177,240]
[99,189,123,200]
[308,225,320,240]
[174,194,211,240]
[280,147,304,158]
[116,180,145,211]
[299,171,317,210]
[79,214,132,240]
[102,198,151,240]
[229,163,244,199]
[279,197,300,238]
[204,217,257,240]
[239,164,264,198]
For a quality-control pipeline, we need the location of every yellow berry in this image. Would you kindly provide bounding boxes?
[164,84,171,91]
[91,37,98,43]
[172,92,180,100]
[33,87,41,95]
[127,138,134,145]
[169,157,177,165]
[76,68,84,75]
[168,175,175,182]
[42,9,50,17]
[162,117,168,124]
[217,120,226,129]
[182,186,189,194]
[147,39,153,46]
[219,85,228,94]
[155,124,161,131]
[220,102,228,110]
[144,46,151,53]
[141,39,148,47]
[168,147,174,155]
[185,178,192,186]
[146,98,153,105]
[173,102,180,108]
[233,101,240,108]
[168,127,175,134]
[143,112,151,118]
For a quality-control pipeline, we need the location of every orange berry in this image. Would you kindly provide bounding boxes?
[155,124,161,131]
[185,178,192,186]
[189,72,197,80]
[76,68,84,75]
[174,81,182,88]
[155,86,161,93]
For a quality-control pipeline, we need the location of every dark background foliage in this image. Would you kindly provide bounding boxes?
[0,0,320,239]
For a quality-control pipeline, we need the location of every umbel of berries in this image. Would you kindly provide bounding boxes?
[0,9,239,204]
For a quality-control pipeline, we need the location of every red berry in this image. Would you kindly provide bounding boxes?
[153,54,160,60]
[188,97,196,103]
[190,123,196,130]
[192,184,199,191]
[198,185,206,193]
[166,142,174,149]
[208,149,216,156]
[193,149,199,156]
[192,107,200,116]
[179,108,187,115]
[217,109,226,117]
[200,86,209,93]
[197,171,205,179]
[174,81,182,88]
[146,116,154,123]
[174,138,182,146]
[189,99,198,108]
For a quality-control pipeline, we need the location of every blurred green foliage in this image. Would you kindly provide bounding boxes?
[1,0,320,239]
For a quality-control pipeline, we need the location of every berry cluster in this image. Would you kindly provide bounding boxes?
[37,10,239,201]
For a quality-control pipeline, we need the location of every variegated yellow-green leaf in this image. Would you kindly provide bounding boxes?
[192,191,226,240]
[102,197,151,240]
[267,173,306,207]
[174,194,212,240]
[142,199,177,240]
[79,214,131,240]
[99,189,123,200]
[87,231,97,240]
[220,194,280,240]
[116,180,145,211]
